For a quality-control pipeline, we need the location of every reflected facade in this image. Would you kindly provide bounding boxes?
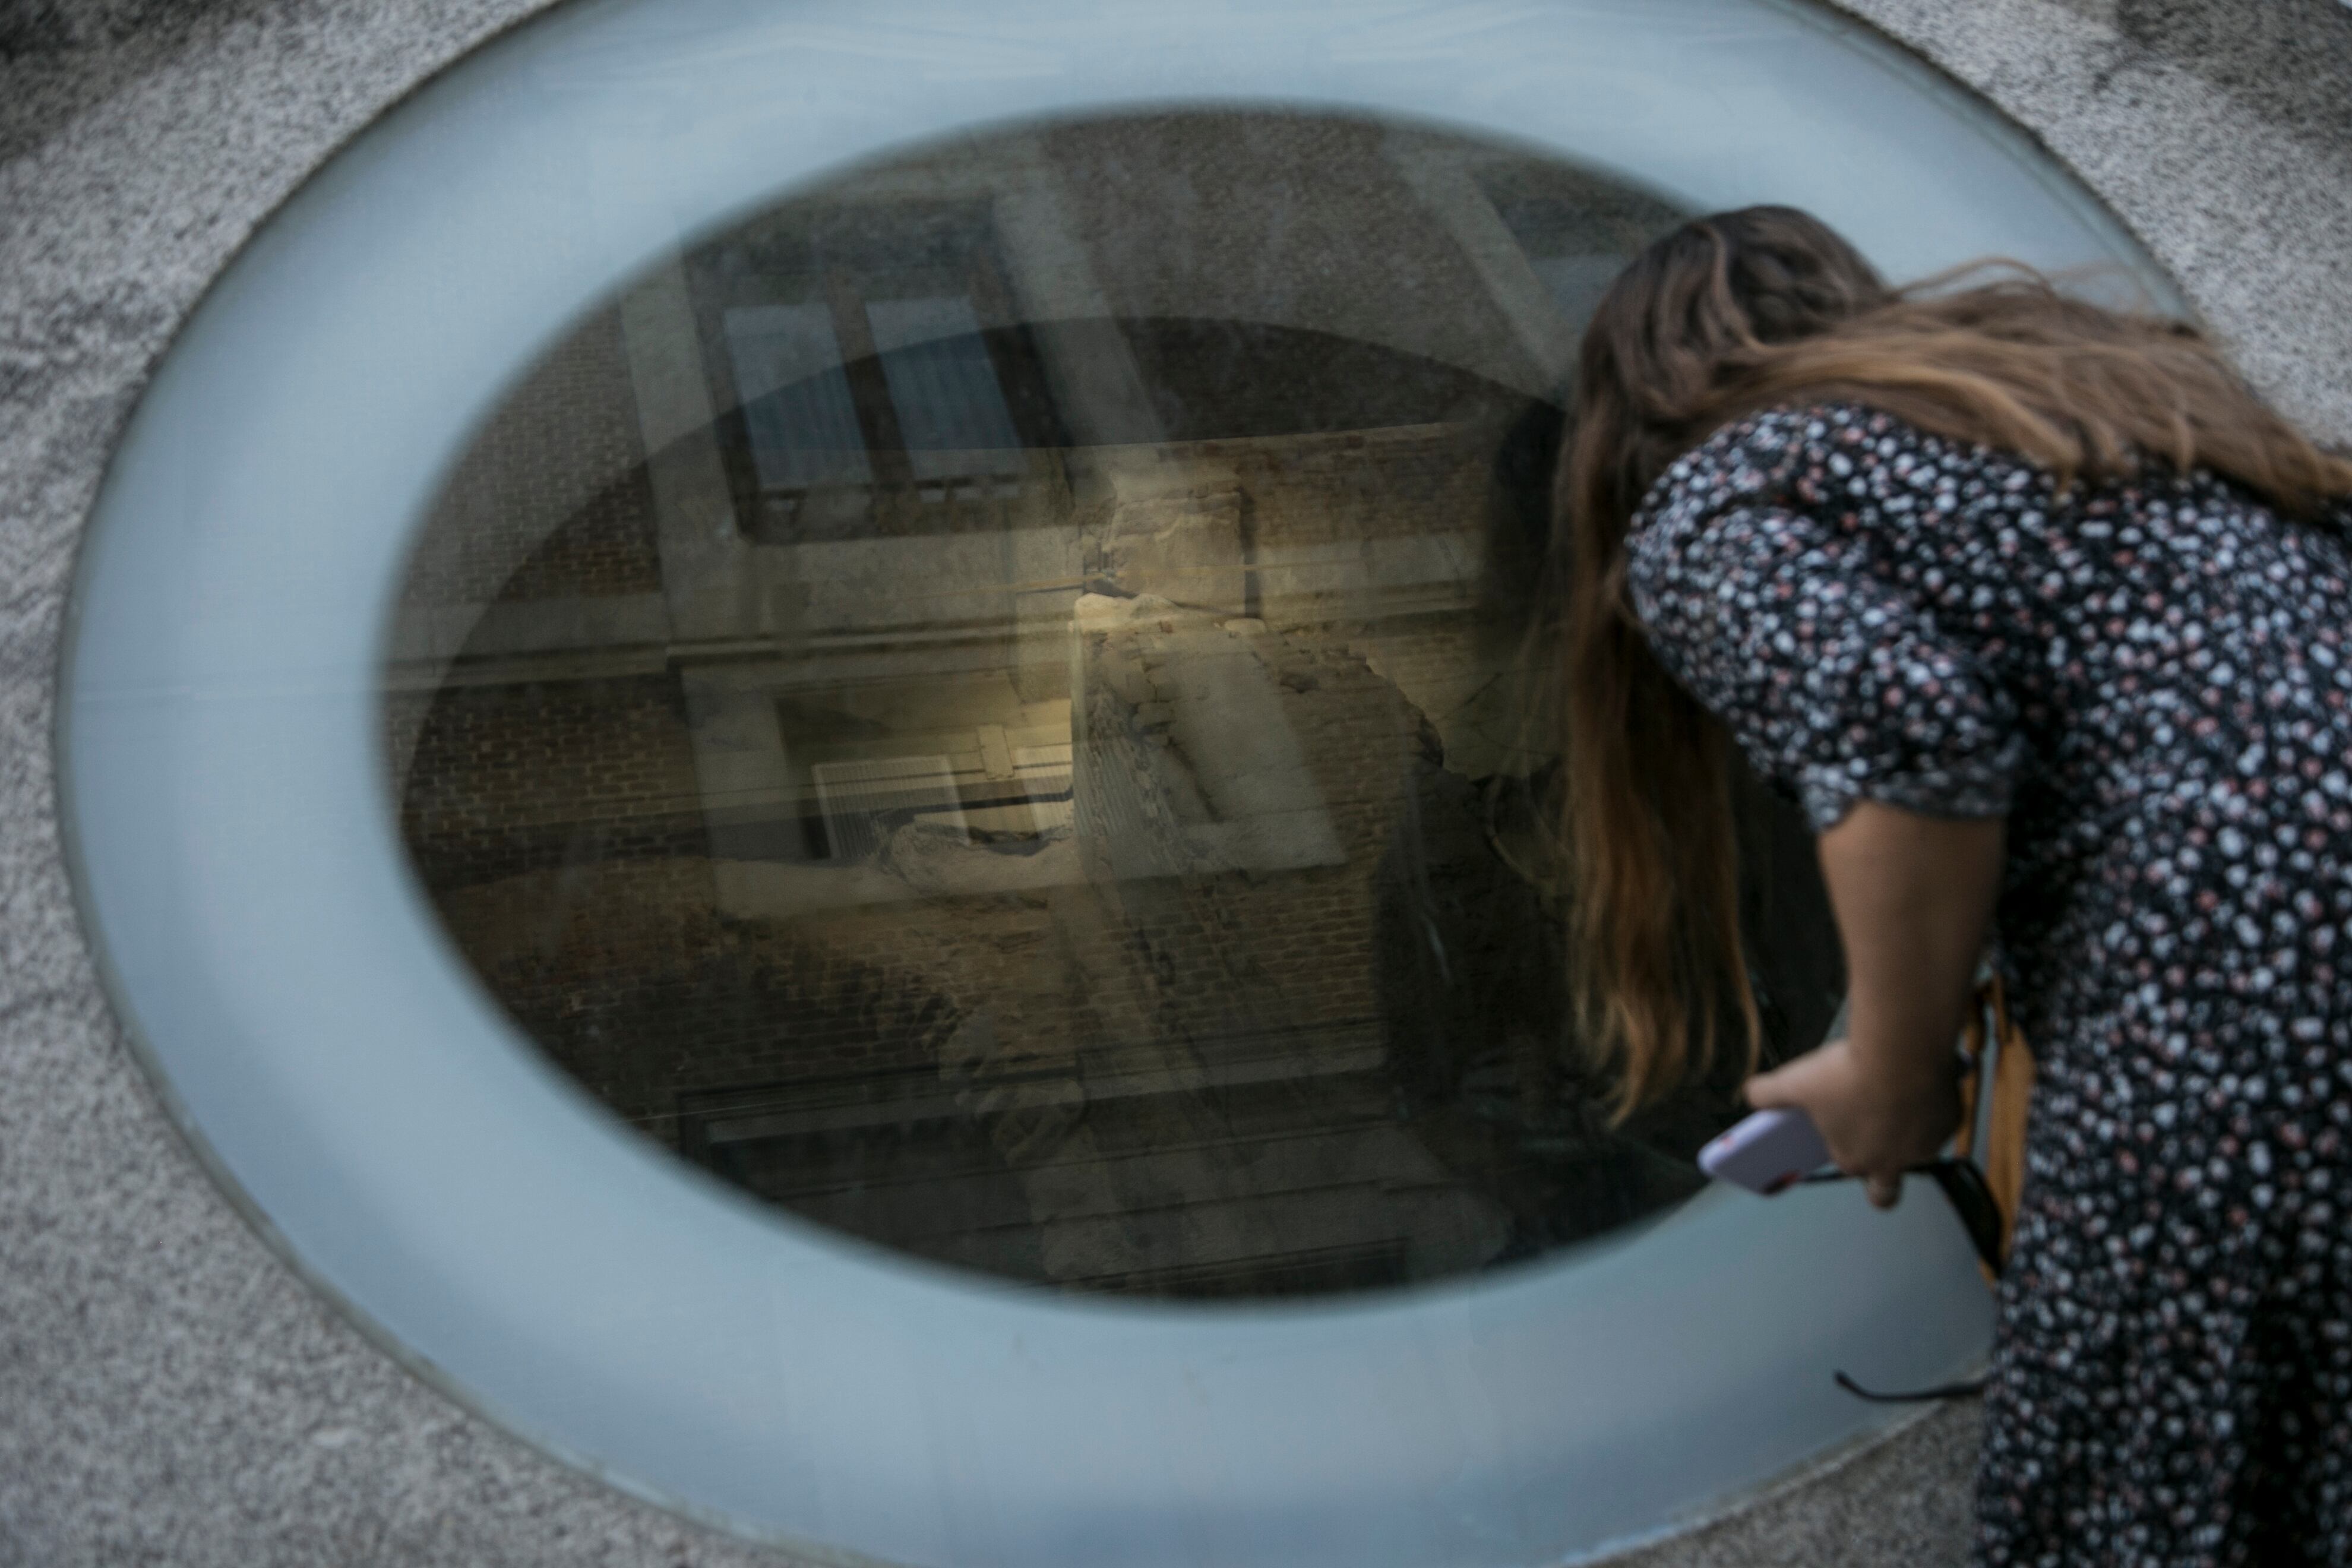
[387,112,1842,1298]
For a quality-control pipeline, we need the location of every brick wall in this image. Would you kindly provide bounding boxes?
[397,425,1567,1147]
[399,307,663,607]
[434,861,961,1142]
[400,672,707,889]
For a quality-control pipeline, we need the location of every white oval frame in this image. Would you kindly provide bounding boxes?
[61,1,2163,1562]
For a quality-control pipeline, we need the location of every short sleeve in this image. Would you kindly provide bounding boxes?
[1625,408,2025,832]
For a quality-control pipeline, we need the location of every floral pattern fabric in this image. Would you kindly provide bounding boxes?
[1627,403,2352,1567]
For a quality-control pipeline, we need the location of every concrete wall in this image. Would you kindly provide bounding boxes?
[5,0,2351,1563]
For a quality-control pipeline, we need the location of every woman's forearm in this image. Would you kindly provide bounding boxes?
[1746,801,2005,1205]
[1818,802,2006,1098]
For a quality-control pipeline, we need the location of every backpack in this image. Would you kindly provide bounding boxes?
[1951,973,2036,1286]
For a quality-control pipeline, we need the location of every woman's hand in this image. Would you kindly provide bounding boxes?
[1781,800,2008,1210]
[1744,1036,1961,1209]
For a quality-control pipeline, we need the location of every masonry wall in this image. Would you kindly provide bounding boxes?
[397,307,663,608]
[400,673,709,887]
[399,423,1519,1149]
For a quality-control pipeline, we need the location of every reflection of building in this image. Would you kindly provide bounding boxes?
[385,112,1838,1298]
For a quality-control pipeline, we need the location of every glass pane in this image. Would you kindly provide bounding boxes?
[385,109,1844,1300]
[723,304,874,490]
[867,295,1028,480]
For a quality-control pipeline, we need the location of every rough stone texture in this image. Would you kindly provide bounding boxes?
[1608,1403,1986,1567]
[2,0,2348,1564]
[0,7,809,1566]
[1838,0,2352,447]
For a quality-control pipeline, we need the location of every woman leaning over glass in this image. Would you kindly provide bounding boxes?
[1549,206,2352,1566]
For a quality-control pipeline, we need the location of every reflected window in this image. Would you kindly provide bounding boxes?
[867,295,1027,483]
[387,110,1843,1300]
[723,304,871,491]
[691,202,1058,530]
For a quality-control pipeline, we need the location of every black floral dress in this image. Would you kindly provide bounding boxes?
[1626,403,2352,1567]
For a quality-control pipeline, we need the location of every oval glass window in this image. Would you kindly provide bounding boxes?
[387,112,1847,1298]
[62,0,2173,1560]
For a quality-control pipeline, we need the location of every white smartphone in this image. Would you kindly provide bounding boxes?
[1699,1107,1832,1195]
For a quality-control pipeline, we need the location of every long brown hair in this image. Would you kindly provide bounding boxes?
[1553,206,2352,1118]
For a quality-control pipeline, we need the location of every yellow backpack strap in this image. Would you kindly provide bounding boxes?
[1979,974,2035,1272]
[1947,973,2036,1284]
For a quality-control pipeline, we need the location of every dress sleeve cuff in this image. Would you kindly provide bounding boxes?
[1796,730,2025,833]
